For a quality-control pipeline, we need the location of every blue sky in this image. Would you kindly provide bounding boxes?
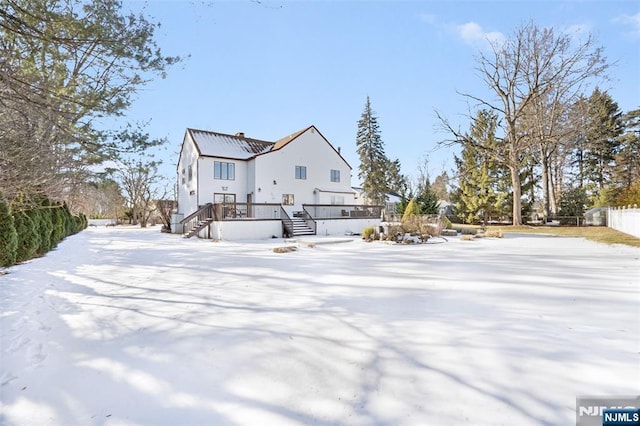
[122,0,640,186]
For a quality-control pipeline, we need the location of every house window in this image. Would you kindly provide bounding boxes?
[188,165,193,182]
[331,195,345,205]
[295,165,307,180]
[214,193,236,204]
[181,168,186,184]
[214,193,237,218]
[282,194,294,205]
[214,161,235,180]
[330,169,340,182]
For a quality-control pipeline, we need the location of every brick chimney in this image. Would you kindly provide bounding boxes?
[235,132,245,138]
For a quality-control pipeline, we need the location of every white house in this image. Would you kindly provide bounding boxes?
[175,125,383,239]
[352,187,403,216]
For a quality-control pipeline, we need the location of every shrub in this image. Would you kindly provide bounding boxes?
[72,215,83,234]
[452,224,477,235]
[485,229,503,238]
[401,199,420,221]
[362,226,376,240]
[51,205,65,248]
[25,208,44,255]
[0,194,18,267]
[62,202,74,237]
[37,204,54,254]
[273,246,297,253]
[13,211,39,263]
[442,216,452,229]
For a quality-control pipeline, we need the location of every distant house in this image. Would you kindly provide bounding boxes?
[175,125,383,239]
[352,187,403,216]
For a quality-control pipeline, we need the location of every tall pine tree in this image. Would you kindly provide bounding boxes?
[582,88,623,193]
[612,108,640,204]
[356,97,389,205]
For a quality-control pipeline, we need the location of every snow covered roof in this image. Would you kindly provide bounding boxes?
[187,129,273,160]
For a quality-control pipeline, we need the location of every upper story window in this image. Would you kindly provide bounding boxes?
[295,165,307,180]
[330,169,340,182]
[181,168,186,184]
[188,164,193,181]
[214,161,235,180]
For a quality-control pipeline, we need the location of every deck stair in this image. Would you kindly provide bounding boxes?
[181,203,214,239]
[290,217,315,236]
[184,217,214,238]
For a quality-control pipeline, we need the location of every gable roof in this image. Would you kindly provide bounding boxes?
[272,127,309,150]
[184,125,351,168]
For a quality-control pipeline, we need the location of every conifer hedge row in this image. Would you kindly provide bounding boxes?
[0,193,87,267]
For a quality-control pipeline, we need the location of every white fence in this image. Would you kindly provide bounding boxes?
[607,207,640,238]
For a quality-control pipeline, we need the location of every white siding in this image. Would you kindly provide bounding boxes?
[197,157,249,205]
[177,133,200,216]
[199,220,282,240]
[316,218,381,236]
[252,128,353,214]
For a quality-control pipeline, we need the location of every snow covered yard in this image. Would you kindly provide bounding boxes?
[1,227,638,425]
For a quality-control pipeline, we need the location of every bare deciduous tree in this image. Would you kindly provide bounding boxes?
[116,160,163,228]
[439,21,609,225]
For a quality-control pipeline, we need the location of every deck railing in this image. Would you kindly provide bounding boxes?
[295,209,317,234]
[180,203,214,236]
[302,204,384,220]
[280,207,294,237]
[186,203,383,224]
[213,203,282,220]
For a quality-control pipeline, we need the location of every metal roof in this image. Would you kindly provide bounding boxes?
[185,126,351,169]
[188,129,274,160]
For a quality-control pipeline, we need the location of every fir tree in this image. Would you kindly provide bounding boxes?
[581,88,623,193]
[387,158,408,196]
[415,179,439,214]
[356,97,389,205]
[613,108,640,195]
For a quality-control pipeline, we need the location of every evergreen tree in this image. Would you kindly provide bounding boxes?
[356,97,389,204]
[0,193,18,267]
[581,88,623,194]
[453,110,508,226]
[613,108,640,195]
[13,210,38,263]
[51,205,65,248]
[558,187,589,217]
[402,199,420,221]
[62,202,74,237]
[0,0,181,204]
[386,158,408,196]
[39,200,54,253]
[25,208,43,255]
[415,179,439,214]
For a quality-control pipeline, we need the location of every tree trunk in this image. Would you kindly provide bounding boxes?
[509,164,523,225]
[541,150,551,220]
[548,168,557,216]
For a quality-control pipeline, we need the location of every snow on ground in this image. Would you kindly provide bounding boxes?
[1,226,639,425]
